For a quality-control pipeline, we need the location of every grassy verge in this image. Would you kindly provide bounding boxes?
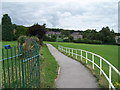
[40,44,59,88]
[45,41,119,88]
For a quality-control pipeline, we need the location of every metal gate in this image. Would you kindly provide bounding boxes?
[1,41,40,88]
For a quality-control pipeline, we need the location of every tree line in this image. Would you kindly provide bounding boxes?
[1,14,119,45]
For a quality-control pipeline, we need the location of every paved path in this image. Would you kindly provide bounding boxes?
[47,44,98,88]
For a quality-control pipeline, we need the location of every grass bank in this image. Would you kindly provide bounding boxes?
[40,44,59,88]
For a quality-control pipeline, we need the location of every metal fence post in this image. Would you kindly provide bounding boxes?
[21,56,25,88]
[69,48,70,55]
[100,58,102,75]
[10,48,14,88]
[109,66,112,89]
[92,54,94,69]
[72,49,73,57]
[64,47,65,52]
[76,49,77,59]
[86,51,88,64]
[2,48,6,88]
[81,50,82,61]
[66,48,67,54]
[6,49,10,87]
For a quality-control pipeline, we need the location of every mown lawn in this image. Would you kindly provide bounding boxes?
[1,41,59,88]
[46,42,118,69]
[45,41,119,88]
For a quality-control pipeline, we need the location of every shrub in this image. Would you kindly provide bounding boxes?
[18,36,39,51]
[18,35,28,45]
[73,39,103,44]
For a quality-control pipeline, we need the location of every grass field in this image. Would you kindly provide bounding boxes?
[46,41,119,88]
[1,41,59,88]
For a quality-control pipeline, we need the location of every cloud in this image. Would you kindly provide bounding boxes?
[1,0,118,32]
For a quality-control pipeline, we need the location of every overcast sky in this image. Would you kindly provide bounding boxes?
[1,0,119,32]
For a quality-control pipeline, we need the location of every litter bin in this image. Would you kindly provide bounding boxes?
[4,45,12,49]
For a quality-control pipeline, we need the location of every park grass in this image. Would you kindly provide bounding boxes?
[45,41,119,88]
[40,44,59,88]
[1,41,59,88]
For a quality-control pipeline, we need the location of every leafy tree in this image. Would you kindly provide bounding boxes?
[0,24,1,41]
[69,36,73,42]
[2,14,14,41]
[61,30,70,37]
[15,25,28,39]
[28,23,46,45]
[99,26,115,44]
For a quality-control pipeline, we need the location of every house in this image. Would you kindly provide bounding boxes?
[115,36,120,44]
[70,32,83,40]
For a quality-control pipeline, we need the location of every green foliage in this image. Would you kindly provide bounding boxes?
[69,36,74,42]
[82,27,116,44]
[99,26,116,44]
[30,36,40,44]
[0,24,2,41]
[28,24,46,39]
[28,23,46,45]
[18,35,39,46]
[56,36,63,42]
[61,30,70,37]
[2,14,14,41]
[18,35,28,45]
[73,39,103,44]
[44,35,57,42]
[14,25,28,39]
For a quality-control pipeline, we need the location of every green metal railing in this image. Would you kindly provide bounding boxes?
[0,42,40,88]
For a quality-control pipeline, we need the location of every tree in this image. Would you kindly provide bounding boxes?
[2,14,14,41]
[61,30,70,37]
[28,23,46,45]
[15,25,28,39]
[69,36,73,42]
[99,26,115,44]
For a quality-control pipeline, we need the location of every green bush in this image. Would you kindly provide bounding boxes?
[30,36,40,44]
[73,39,103,44]
[18,35,28,45]
[18,36,40,51]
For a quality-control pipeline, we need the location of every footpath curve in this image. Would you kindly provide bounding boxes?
[47,44,98,88]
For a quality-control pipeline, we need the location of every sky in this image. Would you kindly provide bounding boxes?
[1,0,119,32]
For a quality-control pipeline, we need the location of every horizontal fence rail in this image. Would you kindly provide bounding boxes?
[58,45,120,89]
[0,42,40,88]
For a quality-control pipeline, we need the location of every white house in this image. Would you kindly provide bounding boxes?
[115,36,120,44]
